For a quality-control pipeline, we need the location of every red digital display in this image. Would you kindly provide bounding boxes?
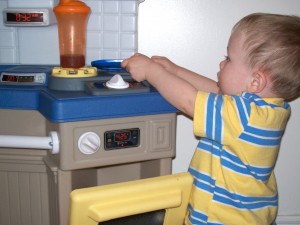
[6,12,44,23]
[2,74,34,83]
[115,131,130,142]
[104,128,139,150]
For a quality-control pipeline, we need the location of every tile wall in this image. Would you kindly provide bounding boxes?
[0,0,141,65]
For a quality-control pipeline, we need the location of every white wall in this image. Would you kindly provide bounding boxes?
[138,1,300,224]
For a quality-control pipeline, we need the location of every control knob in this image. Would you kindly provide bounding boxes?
[78,132,101,154]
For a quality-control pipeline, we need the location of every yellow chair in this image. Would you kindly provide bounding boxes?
[69,172,193,225]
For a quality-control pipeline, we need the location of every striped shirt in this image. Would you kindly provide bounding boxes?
[185,92,290,225]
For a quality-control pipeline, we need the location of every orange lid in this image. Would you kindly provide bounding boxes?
[54,0,90,14]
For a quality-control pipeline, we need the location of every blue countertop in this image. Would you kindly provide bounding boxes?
[0,65,178,122]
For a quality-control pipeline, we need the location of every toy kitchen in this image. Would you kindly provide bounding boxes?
[0,0,178,225]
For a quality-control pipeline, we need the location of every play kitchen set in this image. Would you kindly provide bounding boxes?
[0,0,177,225]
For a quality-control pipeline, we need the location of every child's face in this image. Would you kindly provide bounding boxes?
[217,32,253,95]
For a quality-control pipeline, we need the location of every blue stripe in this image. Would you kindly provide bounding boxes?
[214,95,223,142]
[213,185,278,210]
[246,164,273,175]
[233,95,250,127]
[253,98,272,107]
[283,101,290,109]
[197,139,222,157]
[244,126,284,137]
[208,222,223,225]
[189,167,216,194]
[221,149,273,175]
[243,92,290,111]
[239,132,281,146]
[187,205,208,224]
[215,185,278,203]
[221,156,250,175]
[221,149,272,181]
[193,178,215,193]
[206,93,217,139]
[189,167,216,184]
[252,97,284,109]
[213,194,278,210]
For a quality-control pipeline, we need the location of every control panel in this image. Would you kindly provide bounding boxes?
[0,72,47,85]
[104,128,140,150]
[47,113,176,170]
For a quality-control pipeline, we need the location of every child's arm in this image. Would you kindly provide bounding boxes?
[122,54,197,117]
[151,56,219,93]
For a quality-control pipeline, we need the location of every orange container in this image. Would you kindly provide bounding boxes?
[54,0,91,68]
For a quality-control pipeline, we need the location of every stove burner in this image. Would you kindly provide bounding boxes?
[85,79,150,96]
[106,74,129,89]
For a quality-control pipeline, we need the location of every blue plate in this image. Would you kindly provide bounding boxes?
[91,59,125,71]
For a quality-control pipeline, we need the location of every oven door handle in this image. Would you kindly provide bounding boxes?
[0,131,59,154]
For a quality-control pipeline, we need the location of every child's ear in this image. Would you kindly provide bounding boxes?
[248,71,267,93]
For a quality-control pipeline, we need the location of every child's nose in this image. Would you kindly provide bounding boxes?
[219,60,226,69]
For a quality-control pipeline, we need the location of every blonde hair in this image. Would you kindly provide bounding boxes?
[232,13,300,101]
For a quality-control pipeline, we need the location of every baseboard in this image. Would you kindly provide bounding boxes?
[277,215,300,225]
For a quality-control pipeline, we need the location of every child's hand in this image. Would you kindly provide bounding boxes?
[151,56,179,75]
[121,53,154,82]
